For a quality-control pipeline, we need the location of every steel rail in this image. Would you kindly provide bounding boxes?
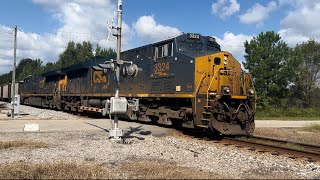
[223,136,320,162]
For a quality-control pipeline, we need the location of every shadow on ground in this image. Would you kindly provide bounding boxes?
[84,123,152,141]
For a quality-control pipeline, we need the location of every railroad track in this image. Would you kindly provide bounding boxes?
[222,135,320,162]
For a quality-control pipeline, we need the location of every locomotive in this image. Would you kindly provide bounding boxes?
[2,33,256,135]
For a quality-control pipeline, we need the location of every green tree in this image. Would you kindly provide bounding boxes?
[16,58,43,81]
[58,41,94,68]
[43,62,58,72]
[58,41,76,68]
[0,72,12,85]
[95,43,103,56]
[0,41,117,85]
[81,41,94,60]
[95,43,116,57]
[291,39,320,107]
[243,31,298,108]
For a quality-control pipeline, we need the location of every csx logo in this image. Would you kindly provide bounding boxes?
[93,71,107,83]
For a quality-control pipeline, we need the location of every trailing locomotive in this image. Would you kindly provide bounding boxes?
[11,33,256,135]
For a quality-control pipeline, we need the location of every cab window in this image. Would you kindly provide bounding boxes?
[154,42,173,59]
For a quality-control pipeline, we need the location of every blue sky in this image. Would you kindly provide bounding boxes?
[1,0,319,75]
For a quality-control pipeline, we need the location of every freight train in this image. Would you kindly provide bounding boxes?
[0,33,256,135]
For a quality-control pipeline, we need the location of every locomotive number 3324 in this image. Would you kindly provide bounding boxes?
[154,62,170,73]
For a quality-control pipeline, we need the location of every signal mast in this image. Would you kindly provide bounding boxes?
[99,0,140,141]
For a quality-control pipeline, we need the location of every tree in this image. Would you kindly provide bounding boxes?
[291,39,320,107]
[0,41,117,85]
[16,58,43,81]
[58,41,76,68]
[81,41,93,60]
[43,62,58,72]
[0,72,12,85]
[95,43,116,57]
[243,31,298,108]
[58,41,95,68]
[95,43,103,56]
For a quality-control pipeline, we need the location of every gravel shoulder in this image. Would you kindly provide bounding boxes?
[0,102,319,179]
[0,131,319,179]
[254,128,320,146]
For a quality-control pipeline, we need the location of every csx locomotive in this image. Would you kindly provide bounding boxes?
[2,33,256,135]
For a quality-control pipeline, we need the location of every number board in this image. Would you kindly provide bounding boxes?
[188,33,200,39]
[208,37,216,42]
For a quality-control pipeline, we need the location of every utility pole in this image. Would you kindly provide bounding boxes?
[11,26,17,119]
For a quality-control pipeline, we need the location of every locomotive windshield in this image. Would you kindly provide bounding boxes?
[177,33,221,57]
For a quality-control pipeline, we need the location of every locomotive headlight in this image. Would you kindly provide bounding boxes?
[223,87,230,94]
[224,55,228,65]
[209,92,217,96]
[248,88,255,95]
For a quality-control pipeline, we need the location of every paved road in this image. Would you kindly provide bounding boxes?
[255,120,320,128]
[0,119,319,133]
[0,119,171,137]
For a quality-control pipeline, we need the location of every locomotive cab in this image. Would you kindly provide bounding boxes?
[192,43,256,135]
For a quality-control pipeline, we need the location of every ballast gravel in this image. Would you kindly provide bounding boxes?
[0,130,319,179]
[0,102,83,120]
[0,102,319,179]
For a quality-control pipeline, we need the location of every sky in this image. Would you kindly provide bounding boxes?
[1,0,320,75]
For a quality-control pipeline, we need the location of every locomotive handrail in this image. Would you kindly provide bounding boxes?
[194,72,207,114]
[195,72,207,94]
[206,70,220,106]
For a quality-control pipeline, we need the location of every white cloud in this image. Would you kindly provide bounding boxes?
[211,0,240,19]
[239,1,277,25]
[278,29,310,47]
[279,1,320,45]
[0,1,182,75]
[133,16,181,44]
[215,32,253,62]
[0,0,136,75]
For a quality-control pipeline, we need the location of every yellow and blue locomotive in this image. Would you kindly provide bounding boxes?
[18,33,256,135]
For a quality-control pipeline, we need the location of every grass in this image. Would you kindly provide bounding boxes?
[0,162,110,179]
[255,108,320,120]
[0,140,48,150]
[118,160,221,179]
[0,160,221,179]
[299,123,320,133]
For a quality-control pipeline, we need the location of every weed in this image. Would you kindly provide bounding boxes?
[299,123,320,133]
[0,140,48,150]
[0,161,110,179]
